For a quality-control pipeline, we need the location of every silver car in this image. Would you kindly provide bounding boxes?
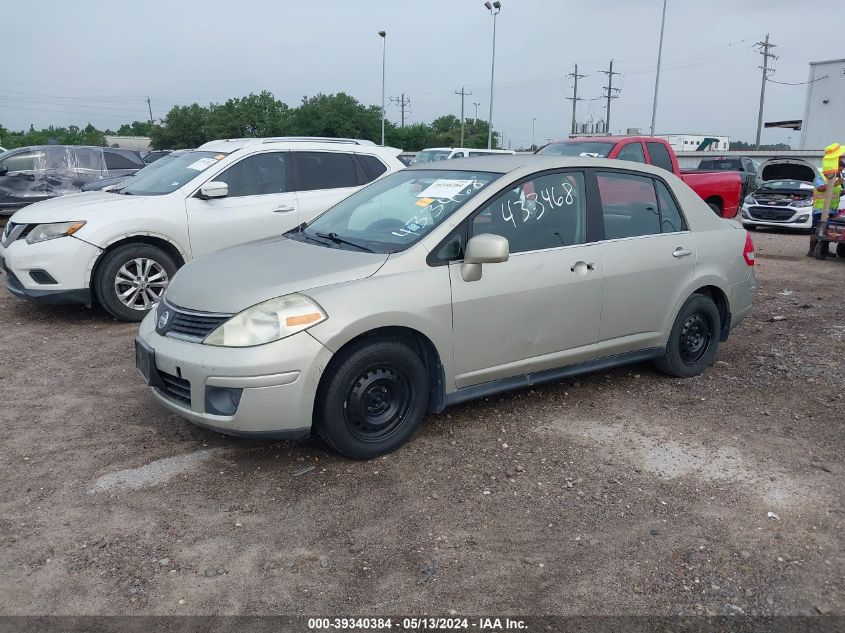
[135,156,757,459]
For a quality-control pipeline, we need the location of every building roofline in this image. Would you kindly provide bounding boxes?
[810,58,845,65]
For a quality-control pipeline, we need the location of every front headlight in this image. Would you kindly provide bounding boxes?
[789,198,812,207]
[743,195,756,205]
[25,221,86,244]
[203,293,326,347]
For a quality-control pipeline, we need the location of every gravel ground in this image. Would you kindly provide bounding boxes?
[0,229,842,617]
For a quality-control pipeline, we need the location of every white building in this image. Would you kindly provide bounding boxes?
[799,58,845,150]
[656,134,730,153]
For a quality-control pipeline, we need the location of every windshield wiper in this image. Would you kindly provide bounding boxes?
[314,231,374,253]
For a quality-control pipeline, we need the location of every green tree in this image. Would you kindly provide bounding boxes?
[206,91,290,139]
[151,104,210,149]
[386,123,432,151]
[288,93,382,141]
[116,120,153,137]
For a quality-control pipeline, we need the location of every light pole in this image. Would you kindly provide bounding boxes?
[483,1,501,149]
[532,117,536,149]
[473,101,481,121]
[649,0,667,136]
[378,30,386,145]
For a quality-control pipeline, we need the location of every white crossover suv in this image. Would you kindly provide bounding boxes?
[0,137,405,320]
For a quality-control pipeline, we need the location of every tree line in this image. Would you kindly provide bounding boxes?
[0,91,498,152]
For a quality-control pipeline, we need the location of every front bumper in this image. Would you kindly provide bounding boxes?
[136,312,333,437]
[740,204,813,230]
[0,235,99,305]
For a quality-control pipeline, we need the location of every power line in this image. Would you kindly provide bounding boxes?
[566,64,586,135]
[767,75,827,86]
[754,33,778,149]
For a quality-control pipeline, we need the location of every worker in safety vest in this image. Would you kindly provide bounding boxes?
[808,143,844,257]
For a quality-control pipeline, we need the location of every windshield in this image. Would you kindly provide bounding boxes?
[411,150,452,165]
[295,169,500,253]
[759,180,813,191]
[537,141,615,158]
[121,151,226,195]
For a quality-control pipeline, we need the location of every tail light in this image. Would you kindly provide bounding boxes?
[743,231,755,266]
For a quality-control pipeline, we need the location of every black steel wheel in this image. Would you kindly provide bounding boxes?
[655,293,721,378]
[315,337,429,459]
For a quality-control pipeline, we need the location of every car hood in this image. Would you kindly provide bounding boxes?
[8,190,151,223]
[165,236,389,314]
[759,158,817,183]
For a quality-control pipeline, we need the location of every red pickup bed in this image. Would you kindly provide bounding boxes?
[537,136,742,219]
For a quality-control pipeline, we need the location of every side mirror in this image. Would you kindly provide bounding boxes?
[460,233,509,282]
[199,181,228,199]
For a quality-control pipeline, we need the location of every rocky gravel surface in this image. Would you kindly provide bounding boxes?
[0,229,842,616]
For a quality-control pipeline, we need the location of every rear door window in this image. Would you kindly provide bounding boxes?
[104,149,144,170]
[356,154,388,182]
[597,171,661,239]
[292,151,359,191]
[645,142,674,172]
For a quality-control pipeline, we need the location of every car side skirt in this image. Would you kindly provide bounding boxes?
[443,347,665,408]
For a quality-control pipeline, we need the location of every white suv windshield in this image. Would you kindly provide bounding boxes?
[120,151,226,195]
[294,169,499,253]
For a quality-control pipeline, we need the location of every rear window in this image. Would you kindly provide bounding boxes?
[699,158,742,170]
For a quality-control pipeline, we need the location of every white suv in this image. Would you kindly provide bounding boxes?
[0,137,404,320]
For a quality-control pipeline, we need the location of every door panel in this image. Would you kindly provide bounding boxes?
[449,245,603,388]
[185,151,298,257]
[594,170,695,355]
[448,169,602,389]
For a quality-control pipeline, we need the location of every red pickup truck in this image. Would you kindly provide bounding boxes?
[537,136,742,218]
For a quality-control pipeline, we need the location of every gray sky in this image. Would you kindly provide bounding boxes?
[1,0,839,147]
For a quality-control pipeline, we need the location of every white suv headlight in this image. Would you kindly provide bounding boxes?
[203,293,326,347]
[26,221,86,244]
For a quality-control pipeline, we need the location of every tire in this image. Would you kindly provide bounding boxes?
[744,224,757,231]
[315,338,429,459]
[707,202,722,217]
[813,241,828,260]
[837,243,845,259]
[655,294,721,378]
[94,243,178,322]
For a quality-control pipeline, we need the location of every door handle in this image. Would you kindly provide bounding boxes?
[273,204,296,213]
[672,248,693,258]
[570,261,596,274]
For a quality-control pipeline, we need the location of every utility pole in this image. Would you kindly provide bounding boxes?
[455,87,473,146]
[472,102,481,121]
[566,64,586,135]
[145,97,154,126]
[601,60,621,134]
[389,93,411,128]
[649,0,668,136]
[754,33,777,150]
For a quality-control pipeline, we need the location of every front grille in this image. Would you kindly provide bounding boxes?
[157,370,191,407]
[158,300,231,342]
[748,206,796,222]
[1,222,31,246]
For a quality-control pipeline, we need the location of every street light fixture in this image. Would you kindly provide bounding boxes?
[378,30,387,145]
[483,1,501,149]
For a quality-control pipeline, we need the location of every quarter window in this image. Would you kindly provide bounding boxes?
[470,171,587,253]
[104,149,144,170]
[357,154,388,182]
[214,152,287,197]
[597,172,661,239]
[616,142,645,163]
[645,142,674,172]
[655,180,687,233]
[292,151,359,191]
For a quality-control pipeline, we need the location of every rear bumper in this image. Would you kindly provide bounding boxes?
[727,270,757,331]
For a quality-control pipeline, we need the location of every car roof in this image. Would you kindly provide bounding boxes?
[406,154,676,176]
[197,137,382,152]
[545,136,664,144]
